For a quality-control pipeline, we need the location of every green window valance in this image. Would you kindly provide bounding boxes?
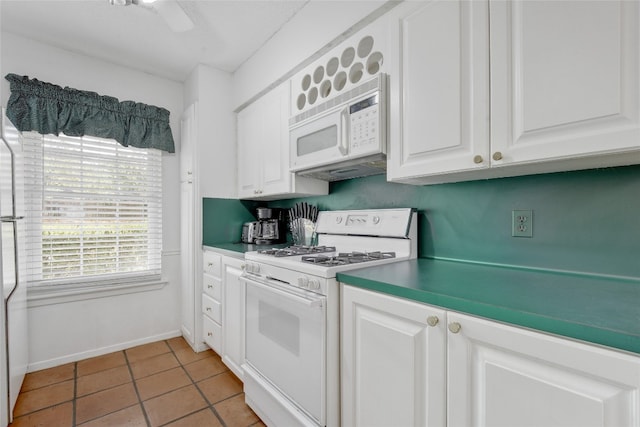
[4,73,175,153]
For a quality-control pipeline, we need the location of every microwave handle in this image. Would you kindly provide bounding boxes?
[339,106,349,156]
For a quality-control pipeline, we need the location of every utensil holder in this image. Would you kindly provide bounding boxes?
[290,218,316,246]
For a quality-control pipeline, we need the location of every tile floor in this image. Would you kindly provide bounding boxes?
[9,337,265,427]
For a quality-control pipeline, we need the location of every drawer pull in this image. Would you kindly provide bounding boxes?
[448,322,462,334]
[208,262,213,267]
[207,332,212,337]
[206,307,211,312]
[207,285,213,289]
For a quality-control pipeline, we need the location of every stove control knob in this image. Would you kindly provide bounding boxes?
[308,279,320,290]
[298,277,309,288]
[335,216,343,224]
[373,216,380,224]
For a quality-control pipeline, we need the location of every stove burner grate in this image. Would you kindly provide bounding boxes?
[301,251,396,266]
[258,245,336,257]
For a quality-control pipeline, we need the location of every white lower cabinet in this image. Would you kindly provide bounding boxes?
[202,250,223,354]
[201,249,247,379]
[221,256,246,379]
[341,285,640,427]
[447,312,640,427]
[341,285,446,427]
[202,314,222,353]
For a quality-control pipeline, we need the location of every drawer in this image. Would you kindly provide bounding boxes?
[202,293,222,324]
[203,274,222,300]
[202,315,222,354]
[203,250,222,277]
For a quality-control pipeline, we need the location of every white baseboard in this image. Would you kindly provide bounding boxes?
[27,329,183,372]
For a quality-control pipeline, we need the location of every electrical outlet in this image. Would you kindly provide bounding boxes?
[512,210,533,238]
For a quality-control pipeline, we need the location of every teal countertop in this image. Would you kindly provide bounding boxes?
[337,258,640,355]
[204,243,255,255]
[203,242,289,256]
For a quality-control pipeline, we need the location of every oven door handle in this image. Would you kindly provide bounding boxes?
[241,274,325,309]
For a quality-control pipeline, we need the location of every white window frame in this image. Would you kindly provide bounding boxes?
[21,132,166,304]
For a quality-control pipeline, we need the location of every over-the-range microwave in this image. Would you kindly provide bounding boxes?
[289,73,387,181]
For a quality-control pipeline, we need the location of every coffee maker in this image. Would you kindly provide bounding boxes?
[252,207,286,245]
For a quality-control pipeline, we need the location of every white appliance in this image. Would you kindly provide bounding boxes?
[1,111,28,426]
[241,208,417,427]
[289,74,388,182]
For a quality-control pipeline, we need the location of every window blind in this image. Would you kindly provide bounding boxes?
[22,132,162,285]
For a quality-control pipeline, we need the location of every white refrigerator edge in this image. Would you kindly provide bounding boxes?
[1,109,28,425]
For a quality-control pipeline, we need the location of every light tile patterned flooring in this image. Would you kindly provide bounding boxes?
[9,337,265,427]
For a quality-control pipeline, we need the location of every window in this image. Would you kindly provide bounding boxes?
[22,132,162,287]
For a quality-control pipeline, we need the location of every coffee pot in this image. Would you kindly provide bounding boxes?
[251,207,286,245]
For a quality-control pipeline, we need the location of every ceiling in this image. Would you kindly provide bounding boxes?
[0,0,310,82]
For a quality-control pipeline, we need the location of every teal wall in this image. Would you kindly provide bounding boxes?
[203,165,640,278]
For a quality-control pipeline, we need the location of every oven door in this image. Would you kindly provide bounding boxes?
[243,273,326,424]
[290,105,349,172]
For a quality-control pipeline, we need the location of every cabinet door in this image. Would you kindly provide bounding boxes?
[341,286,446,427]
[387,0,490,183]
[237,101,262,199]
[180,103,196,183]
[447,312,640,427]
[180,181,194,346]
[237,83,293,199]
[490,0,640,167]
[180,105,197,347]
[222,258,245,379]
[260,83,293,196]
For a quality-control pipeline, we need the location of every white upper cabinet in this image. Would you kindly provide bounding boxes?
[387,0,490,182]
[179,103,196,183]
[490,0,640,169]
[388,0,640,185]
[237,82,327,200]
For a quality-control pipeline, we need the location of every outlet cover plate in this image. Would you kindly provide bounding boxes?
[512,209,533,238]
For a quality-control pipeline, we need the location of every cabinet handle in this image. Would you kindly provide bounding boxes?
[448,322,462,334]
[206,307,211,311]
[473,155,483,164]
[187,171,193,175]
[426,316,439,327]
[208,262,213,267]
[492,151,503,161]
[207,285,213,289]
[207,332,213,337]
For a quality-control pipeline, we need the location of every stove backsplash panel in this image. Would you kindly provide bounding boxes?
[203,165,640,279]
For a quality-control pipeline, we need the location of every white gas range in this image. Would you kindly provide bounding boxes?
[241,208,417,427]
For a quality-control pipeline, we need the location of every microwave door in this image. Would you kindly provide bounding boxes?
[290,107,347,171]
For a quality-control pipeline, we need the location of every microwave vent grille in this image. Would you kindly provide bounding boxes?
[289,74,385,127]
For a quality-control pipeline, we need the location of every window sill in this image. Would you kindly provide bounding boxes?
[27,277,169,308]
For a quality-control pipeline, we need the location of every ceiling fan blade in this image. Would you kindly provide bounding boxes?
[152,1,194,33]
